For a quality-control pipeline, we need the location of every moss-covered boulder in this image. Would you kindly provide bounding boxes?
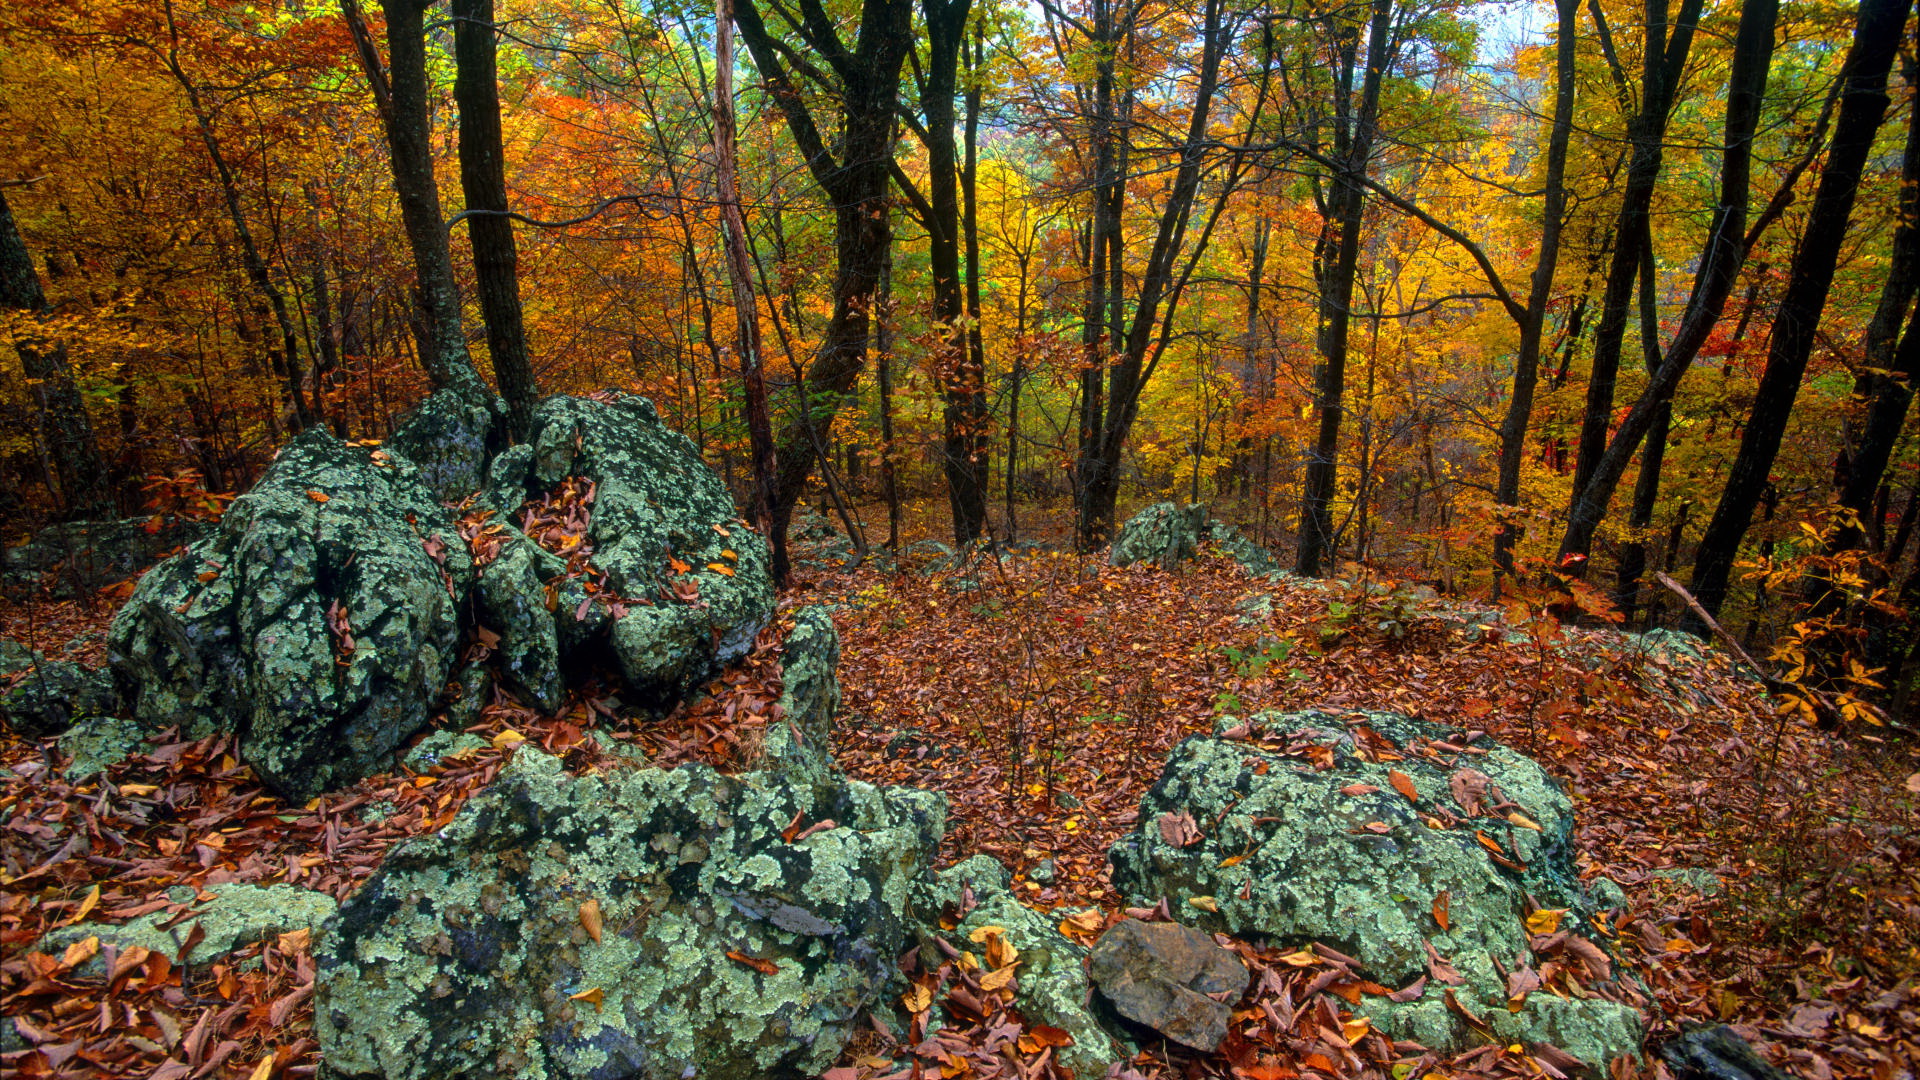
[314,747,945,1080]
[1,655,117,737]
[106,428,472,800]
[760,606,841,795]
[915,856,1124,1077]
[1108,710,1643,1069]
[59,714,148,778]
[382,388,503,504]
[1109,503,1210,569]
[478,394,775,704]
[40,883,336,974]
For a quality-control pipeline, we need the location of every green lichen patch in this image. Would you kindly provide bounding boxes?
[40,883,336,975]
[1,656,117,737]
[315,747,945,1080]
[106,428,472,801]
[1108,709,1643,1069]
[59,714,148,779]
[759,606,840,795]
[1109,503,1210,570]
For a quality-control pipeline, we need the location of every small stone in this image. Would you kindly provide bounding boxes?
[1028,858,1057,885]
[1089,919,1247,1052]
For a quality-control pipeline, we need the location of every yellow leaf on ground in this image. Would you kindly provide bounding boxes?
[580,899,603,943]
[569,987,605,1010]
[903,983,933,1013]
[1525,909,1566,935]
[492,729,526,750]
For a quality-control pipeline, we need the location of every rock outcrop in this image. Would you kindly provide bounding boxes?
[314,747,946,1080]
[106,428,472,800]
[1,650,117,737]
[42,883,337,975]
[1089,919,1247,1052]
[1109,502,1282,577]
[1108,709,1643,1069]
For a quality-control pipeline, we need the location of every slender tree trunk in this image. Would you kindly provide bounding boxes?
[452,0,539,439]
[1614,223,1670,616]
[1688,0,1909,621]
[1489,0,1580,574]
[0,187,110,517]
[345,0,490,401]
[1568,0,1702,499]
[877,255,901,550]
[1558,0,1780,564]
[1298,0,1393,576]
[714,0,778,542]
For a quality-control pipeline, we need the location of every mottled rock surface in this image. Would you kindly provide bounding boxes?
[59,714,147,778]
[106,429,471,800]
[1089,919,1247,1052]
[481,394,775,703]
[314,748,945,1080]
[1109,503,1210,569]
[42,883,336,974]
[1109,709,1643,1068]
[915,856,1123,1077]
[2,515,208,598]
[1,655,117,737]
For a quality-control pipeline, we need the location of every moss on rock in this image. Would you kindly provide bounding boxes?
[315,748,945,1080]
[41,883,336,974]
[1108,710,1642,1070]
[1109,503,1210,569]
[106,428,472,800]
[1,656,117,737]
[760,607,840,796]
[59,714,148,779]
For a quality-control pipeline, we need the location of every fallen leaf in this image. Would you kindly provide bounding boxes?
[1158,810,1202,848]
[1507,810,1542,831]
[1525,908,1565,936]
[903,982,933,1013]
[306,490,330,502]
[569,987,605,1010]
[1388,769,1419,803]
[1340,783,1381,797]
[1188,895,1219,913]
[580,899,603,943]
[979,965,1018,991]
[65,884,100,926]
[492,729,526,751]
[726,950,779,975]
[1432,890,1450,932]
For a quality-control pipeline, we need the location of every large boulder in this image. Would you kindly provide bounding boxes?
[476,394,775,705]
[1108,710,1643,1070]
[106,428,472,800]
[1,654,117,737]
[314,748,946,1080]
[1110,503,1210,569]
[2,515,209,598]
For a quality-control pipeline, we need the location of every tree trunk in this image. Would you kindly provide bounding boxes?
[346,0,490,401]
[1298,0,1393,577]
[1568,0,1703,500]
[0,187,110,518]
[1489,0,1580,574]
[452,0,539,439]
[713,0,778,543]
[1687,0,1909,620]
[1557,0,1780,565]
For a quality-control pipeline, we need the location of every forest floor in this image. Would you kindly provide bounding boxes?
[1,500,1916,1080]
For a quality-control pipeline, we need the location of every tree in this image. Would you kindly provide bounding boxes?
[1688,0,1911,620]
[733,0,915,581]
[0,185,109,517]
[452,0,539,439]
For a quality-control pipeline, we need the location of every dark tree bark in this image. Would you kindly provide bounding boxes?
[713,0,778,541]
[1297,0,1393,576]
[734,0,915,582]
[0,187,110,517]
[891,0,986,546]
[1557,0,1781,565]
[452,0,539,439]
[1076,0,1240,547]
[1567,0,1703,500]
[1613,219,1670,617]
[1687,0,1910,620]
[344,0,490,401]
[1489,0,1581,574]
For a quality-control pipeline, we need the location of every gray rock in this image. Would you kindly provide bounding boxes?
[1108,709,1643,1068]
[1109,503,1210,569]
[382,388,503,504]
[759,606,841,795]
[41,883,336,975]
[60,714,148,778]
[315,748,945,1080]
[2,657,117,737]
[915,857,1123,1077]
[1089,919,1247,1052]
[488,394,775,703]
[106,428,473,800]
[1659,1025,1792,1080]
[400,730,491,772]
[1028,858,1057,886]
[474,529,569,713]
[2,516,209,599]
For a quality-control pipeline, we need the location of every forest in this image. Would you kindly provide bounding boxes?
[2,0,1919,1077]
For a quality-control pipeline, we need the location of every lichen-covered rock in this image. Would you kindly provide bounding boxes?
[60,714,148,778]
[1206,521,1283,577]
[474,530,569,713]
[760,606,840,794]
[1,656,118,737]
[916,856,1123,1077]
[382,388,502,504]
[315,748,945,1080]
[1110,503,1210,569]
[41,883,336,975]
[106,428,472,800]
[2,516,210,598]
[1089,919,1247,1052]
[1108,710,1642,1069]
[480,394,774,702]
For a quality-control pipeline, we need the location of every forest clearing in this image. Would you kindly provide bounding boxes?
[4,0,1920,1075]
